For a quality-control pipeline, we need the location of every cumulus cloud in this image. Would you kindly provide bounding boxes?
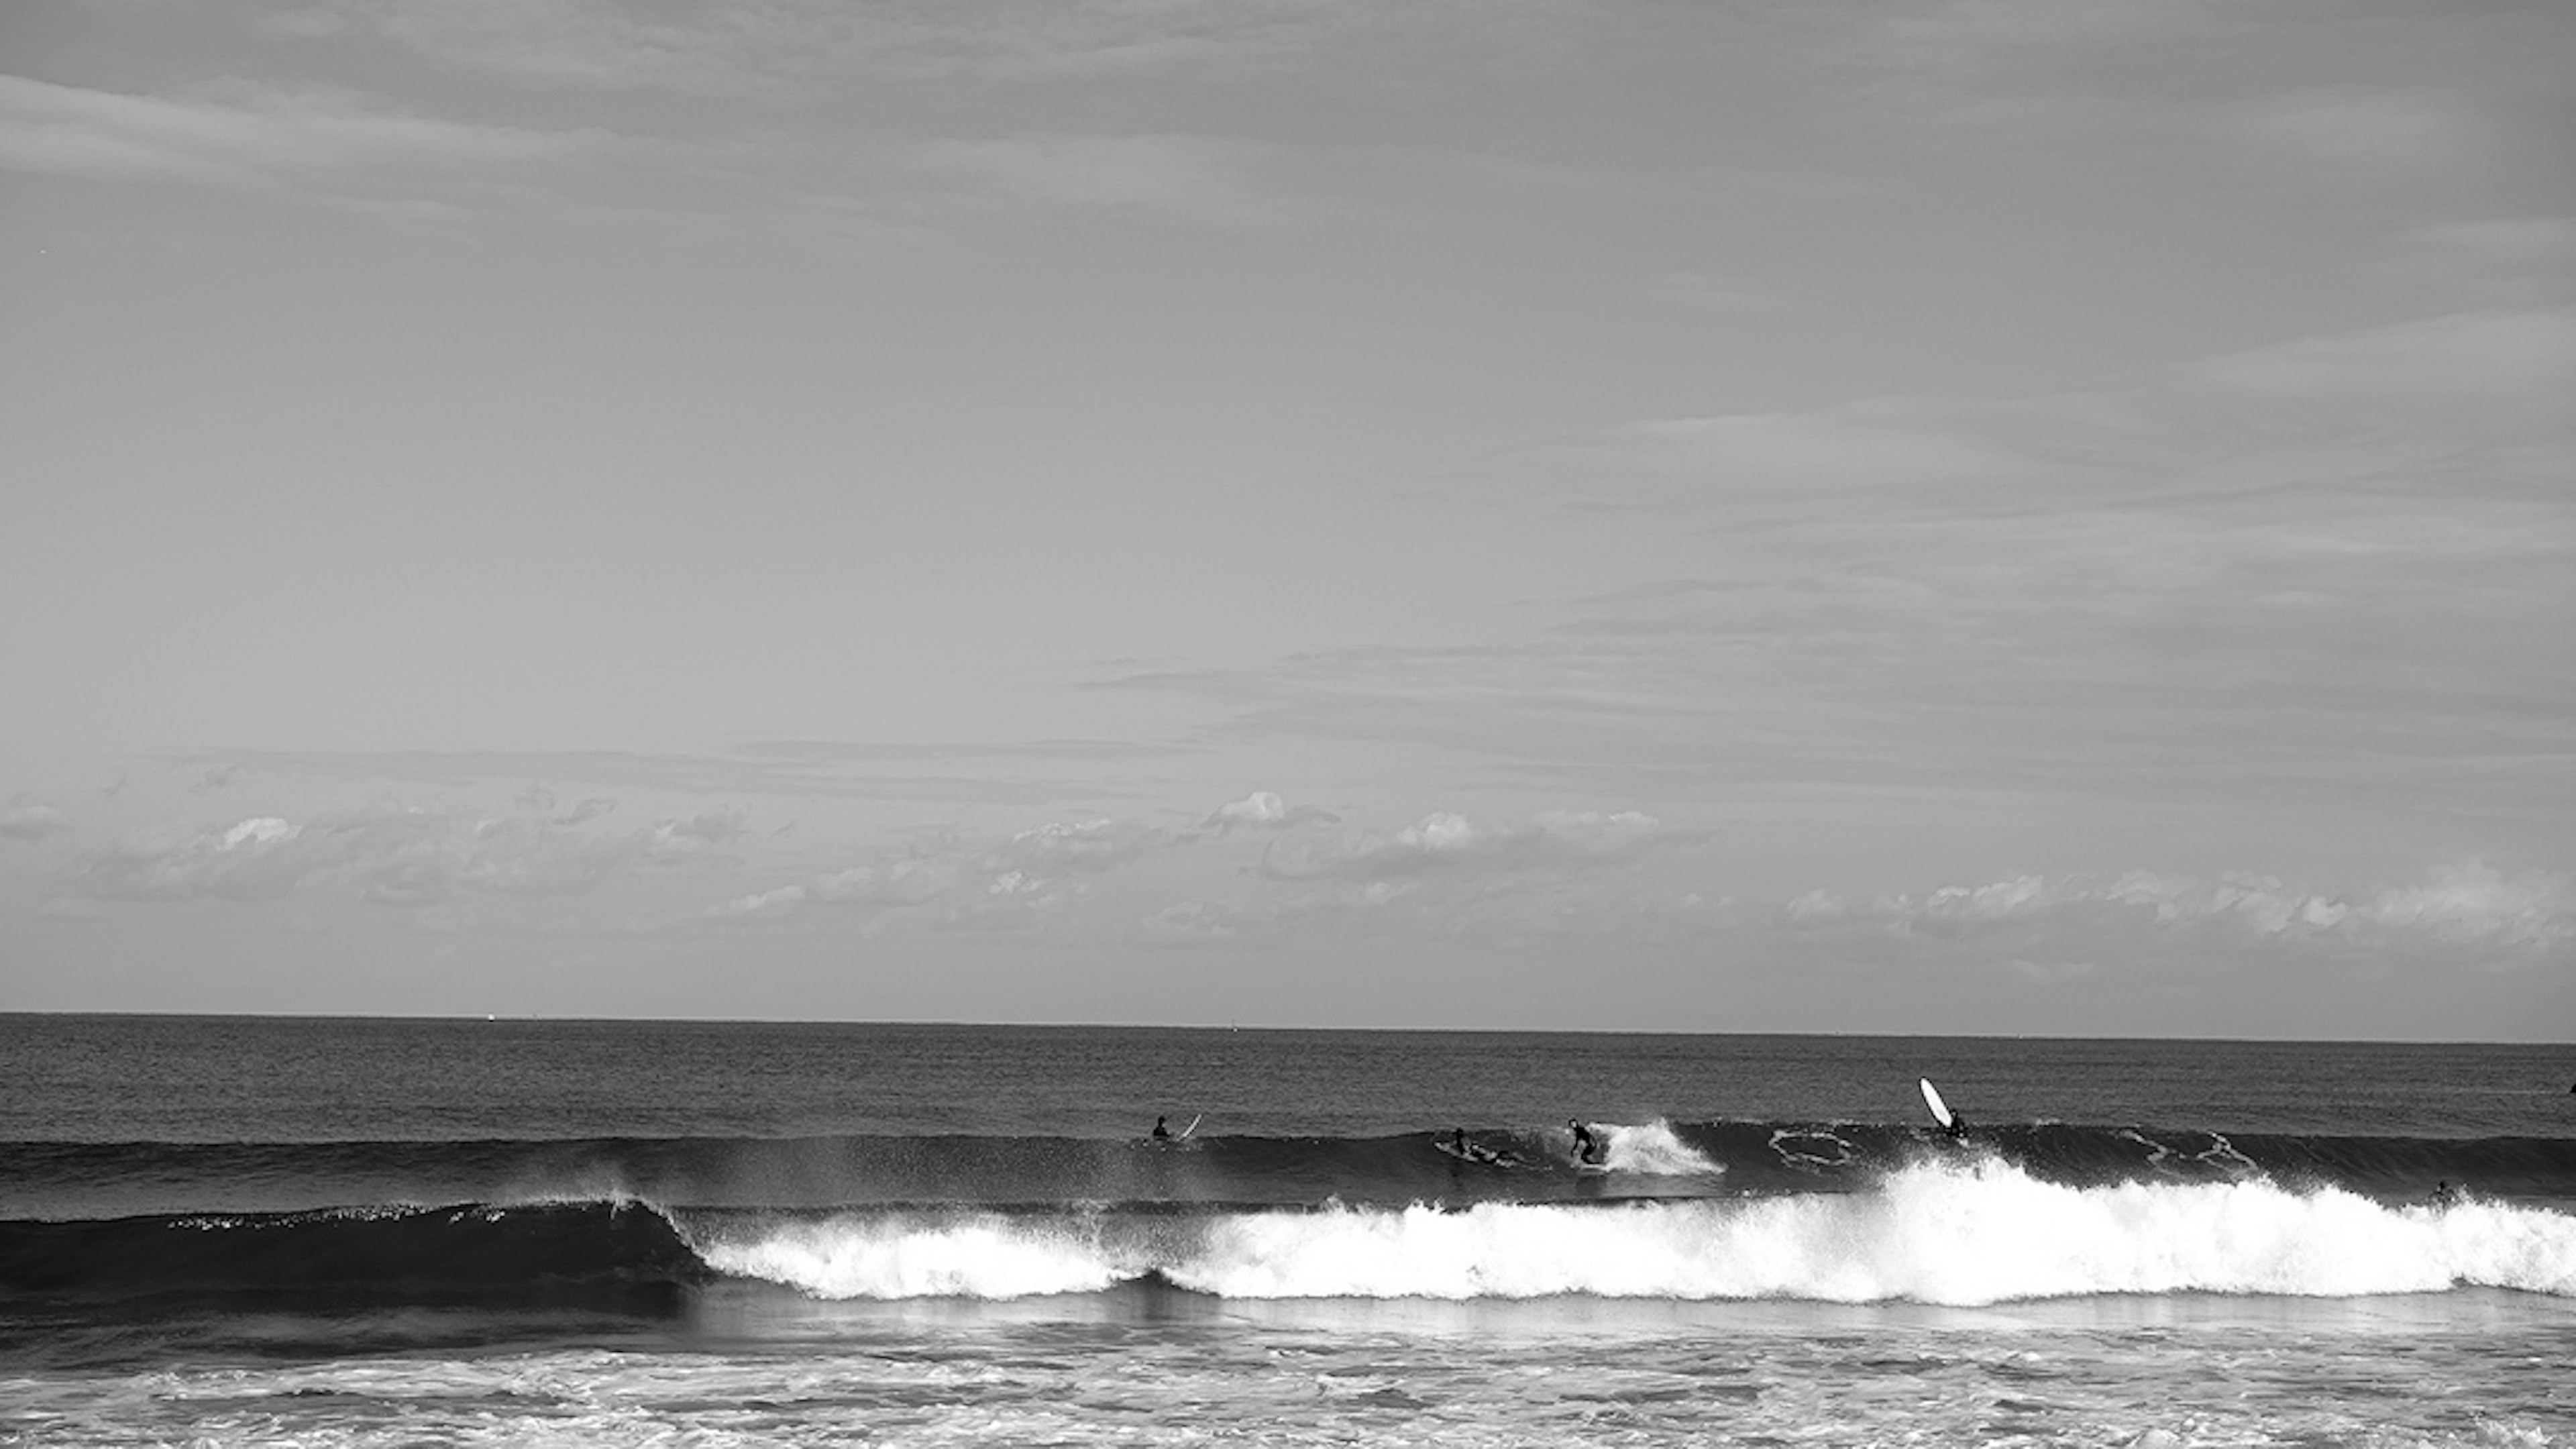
[1258,809,1689,883]
[704,883,808,921]
[1203,790,1339,833]
[808,853,960,908]
[80,815,319,902]
[69,800,752,907]
[989,817,1162,874]
[2356,861,2574,948]
[556,796,618,827]
[1780,861,2573,955]
[643,807,749,863]
[0,802,70,842]
[696,814,1172,931]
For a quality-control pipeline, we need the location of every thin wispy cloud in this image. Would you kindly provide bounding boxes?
[2234,86,2486,175]
[896,132,1285,226]
[0,74,606,192]
[177,747,1118,807]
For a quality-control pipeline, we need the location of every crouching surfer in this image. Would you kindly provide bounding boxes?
[1569,1118,1605,1166]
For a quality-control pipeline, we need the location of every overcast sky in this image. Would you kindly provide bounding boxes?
[2,0,2569,1038]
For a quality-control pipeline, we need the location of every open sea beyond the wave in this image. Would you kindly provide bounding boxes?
[2,1015,2571,1447]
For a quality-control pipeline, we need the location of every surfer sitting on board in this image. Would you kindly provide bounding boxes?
[1569,1118,1603,1165]
[1150,1116,1170,1140]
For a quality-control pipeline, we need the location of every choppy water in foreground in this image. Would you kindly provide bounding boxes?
[3,1016,2571,1446]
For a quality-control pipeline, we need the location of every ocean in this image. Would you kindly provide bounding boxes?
[2,1016,2571,1446]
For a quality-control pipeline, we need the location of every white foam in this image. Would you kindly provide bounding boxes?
[1596,1118,1723,1177]
[698,1212,1130,1299]
[688,1162,2576,1305]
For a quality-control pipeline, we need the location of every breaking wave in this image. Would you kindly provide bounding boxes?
[680,1161,2576,1305]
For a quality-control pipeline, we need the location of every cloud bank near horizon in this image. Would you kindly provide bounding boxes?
[14,781,2563,979]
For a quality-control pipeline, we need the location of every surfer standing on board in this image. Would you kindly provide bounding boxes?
[1569,1118,1603,1165]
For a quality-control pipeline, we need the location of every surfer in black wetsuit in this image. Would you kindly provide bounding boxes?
[1569,1118,1602,1165]
[1945,1111,1970,1141]
[1151,1116,1169,1140]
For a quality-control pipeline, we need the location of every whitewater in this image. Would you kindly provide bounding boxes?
[684,1159,2576,1303]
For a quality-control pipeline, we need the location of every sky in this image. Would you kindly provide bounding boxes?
[1,0,2569,1038]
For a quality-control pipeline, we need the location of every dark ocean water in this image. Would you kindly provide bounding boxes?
[3,1014,2571,1446]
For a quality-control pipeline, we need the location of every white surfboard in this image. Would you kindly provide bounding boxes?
[1179,1113,1203,1140]
[1919,1077,1953,1131]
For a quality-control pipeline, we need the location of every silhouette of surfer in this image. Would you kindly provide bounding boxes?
[1150,1116,1170,1141]
[1944,1110,1970,1141]
[1569,1118,1603,1165]
[2430,1180,2461,1208]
